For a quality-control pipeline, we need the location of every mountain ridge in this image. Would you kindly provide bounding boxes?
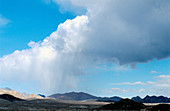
[49,92,99,101]
[49,92,170,103]
[132,95,170,103]
[0,87,44,99]
[49,91,123,102]
[0,94,24,102]
[0,88,170,103]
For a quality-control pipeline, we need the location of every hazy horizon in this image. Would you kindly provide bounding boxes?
[0,0,170,98]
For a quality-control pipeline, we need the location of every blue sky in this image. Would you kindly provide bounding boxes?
[0,0,170,98]
[0,0,76,56]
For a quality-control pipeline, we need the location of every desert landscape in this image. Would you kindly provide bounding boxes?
[0,88,169,111]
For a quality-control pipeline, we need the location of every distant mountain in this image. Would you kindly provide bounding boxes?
[131,95,170,103]
[0,94,23,102]
[49,92,123,102]
[1,87,12,91]
[49,92,98,101]
[50,92,170,103]
[110,96,123,102]
[143,95,170,103]
[38,94,46,98]
[131,96,144,103]
[97,96,123,102]
[0,87,43,99]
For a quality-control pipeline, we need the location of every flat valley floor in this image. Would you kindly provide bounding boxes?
[0,98,169,111]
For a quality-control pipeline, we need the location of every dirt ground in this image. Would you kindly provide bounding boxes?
[0,99,106,111]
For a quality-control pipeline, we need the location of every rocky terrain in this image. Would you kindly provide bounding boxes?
[99,99,170,111]
[0,94,23,102]
[0,87,43,99]
[0,94,104,111]
[99,98,146,110]
[0,89,169,110]
[0,94,169,111]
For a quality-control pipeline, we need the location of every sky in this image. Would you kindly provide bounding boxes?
[0,0,170,98]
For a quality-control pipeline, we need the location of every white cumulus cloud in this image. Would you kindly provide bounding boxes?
[0,15,89,94]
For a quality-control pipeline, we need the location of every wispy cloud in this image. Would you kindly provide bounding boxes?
[44,0,86,14]
[113,65,129,71]
[110,81,155,85]
[111,88,128,93]
[108,88,146,94]
[111,81,145,85]
[150,71,161,74]
[0,15,9,27]
[150,74,170,96]
[131,88,146,93]
[155,75,170,78]
[115,73,120,76]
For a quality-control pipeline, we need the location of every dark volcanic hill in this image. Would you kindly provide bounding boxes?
[149,104,170,111]
[100,99,146,110]
[0,94,23,102]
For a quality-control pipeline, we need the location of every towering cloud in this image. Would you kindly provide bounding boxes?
[60,0,170,65]
[0,0,170,93]
[0,16,89,93]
